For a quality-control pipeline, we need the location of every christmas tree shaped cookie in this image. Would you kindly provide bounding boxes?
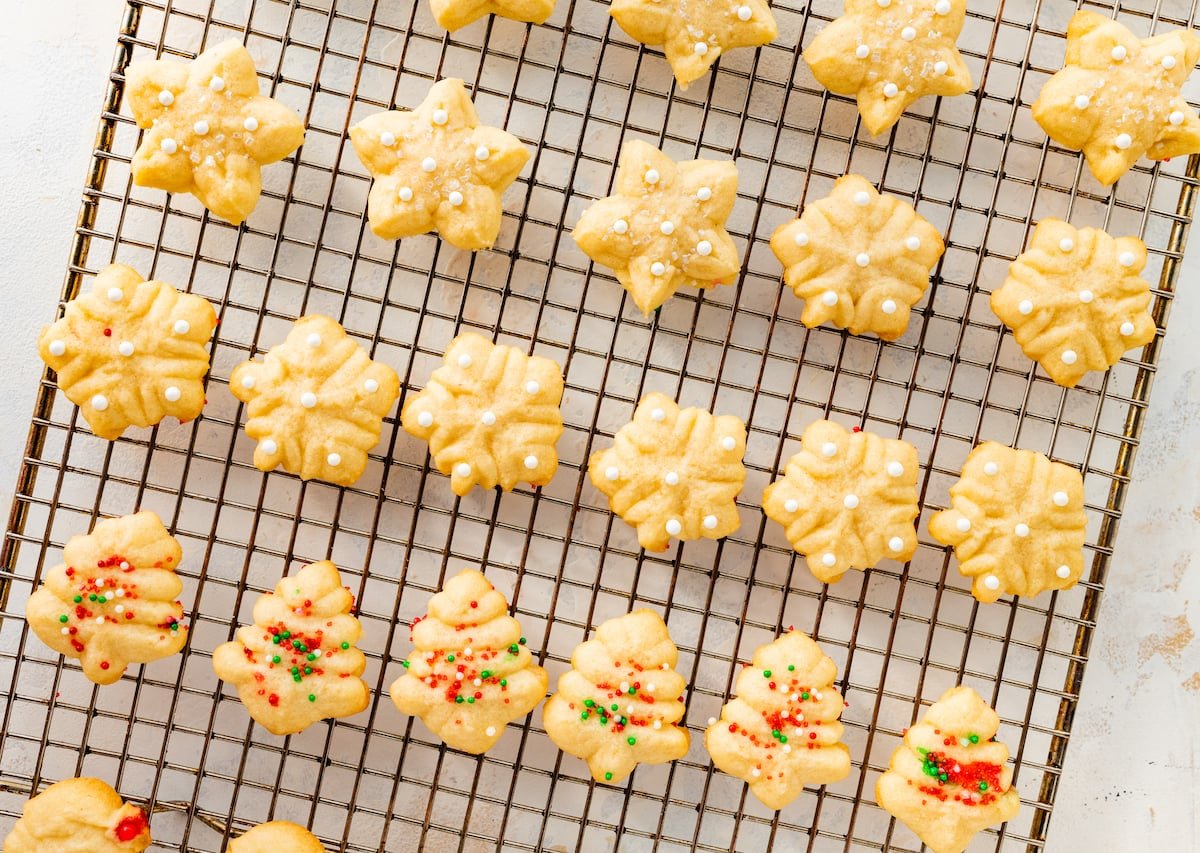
[389,569,548,753]
[2,777,151,852]
[876,686,1021,853]
[212,560,370,736]
[705,630,851,809]
[542,610,689,783]
[24,511,188,685]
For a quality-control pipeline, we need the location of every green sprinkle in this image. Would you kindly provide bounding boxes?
[519,637,526,645]
[772,729,780,739]
[584,699,595,708]
[779,735,788,744]
[787,664,795,672]
[627,737,636,746]
[455,695,464,704]
[447,654,456,662]
[610,704,619,712]
[939,773,948,782]
[499,679,507,687]
[969,734,980,744]
[604,772,613,781]
[801,692,810,700]
[73,595,82,603]
[304,666,313,675]
[762,670,772,678]
[481,670,492,679]
[97,596,106,604]
[272,656,281,664]
[466,697,475,704]
[272,635,281,644]
[59,614,69,623]
[293,675,302,683]
[979,782,989,792]
[291,666,299,675]
[282,631,291,639]
[618,717,626,725]
[581,711,590,720]
[307,653,317,661]
[627,687,636,695]
[918,747,928,755]
[341,641,350,649]
[308,694,316,702]
[170,622,179,631]
[89,594,97,601]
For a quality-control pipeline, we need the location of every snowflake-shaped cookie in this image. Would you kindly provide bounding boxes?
[230,315,401,487]
[770,175,944,340]
[991,220,1156,388]
[125,40,306,224]
[588,393,746,551]
[430,0,554,31]
[805,0,972,136]
[609,0,778,90]
[1032,11,1200,186]
[4,778,151,852]
[929,442,1087,603]
[36,263,217,441]
[573,140,741,315]
[401,332,565,496]
[349,78,530,250]
[762,420,919,584]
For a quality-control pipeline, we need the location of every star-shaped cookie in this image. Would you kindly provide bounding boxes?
[125,40,306,224]
[609,0,778,90]
[769,175,944,340]
[1032,11,1200,186]
[349,78,530,250]
[430,0,554,31]
[37,263,217,440]
[572,140,741,315]
[588,392,746,551]
[805,0,972,136]
[763,420,920,584]
[928,442,1087,603]
[230,315,401,487]
[991,219,1156,388]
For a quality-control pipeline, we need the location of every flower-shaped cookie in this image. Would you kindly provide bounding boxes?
[991,220,1156,388]
[805,0,972,136]
[430,0,554,31]
[349,78,530,250]
[37,263,217,440]
[573,140,741,315]
[229,822,325,853]
[212,561,370,736]
[230,315,400,487]
[929,442,1087,603]
[24,511,188,685]
[1032,11,1200,186]
[763,420,919,584]
[770,175,944,340]
[401,332,565,496]
[705,630,851,810]
[609,0,778,90]
[125,40,306,224]
[390,569,548,754]
[3,778,151,852]
[876,687,1020,853]
[588,393,746,551]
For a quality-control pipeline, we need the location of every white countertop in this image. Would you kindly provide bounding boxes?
[3,3,1196,849]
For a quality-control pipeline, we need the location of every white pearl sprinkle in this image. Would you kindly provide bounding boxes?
[1111,45,1127,62]
[794,231,810,247]
[1056,565,1071,579]
[448,191,464,206]
[695,240,712,256]
[651,262,666,276]
[475,145,490,160]
[96,617,105,624]
[935,0,951,12]
[1169,111,1185,126]
[1162,55,1177,70]
[61,627,69,635]
[666,519,682,536]
[784,499,799,513]
[241,375,255,389]
[524,455,538,469]
[1079,290,1094,304]
[158,90,174,106]
[737,5,751,20]
[697,186,712,200]
[876,0,890,6]
[1019,299,1034,315]
[364,378,379,393]
[821,553,836,567]
[48,340,66,357]
[956,517,971,533]
[454,462,472,478]
[1059,238,1075,252]
[883,83,899,98]
[432,108,449,125]
[889,536,904,552]
[486,726,496,737]
[983,575,1000,591]
[1053,491,1069,507]
[399,186,413,201]
[653,720,662,729]
[193,120,209,135]
[91,394,109,411]
[665,471,679,485]
[821,442,837,457]
[984,462,999,476]
[1015,523,1030,537]
[703,515,718,529]
[328,453,341,466]
[421,157,437,172]
[209,75,225,92]
[1062,349,1078,365]
[164,385,181,402]
[526,380,540,394]
[843,494,859,509]
[1075,95,1090,110]
[379,131,396,147]
[160,138,178,154]
[613,219,628,234]
[243,116,259,132]
[855,252,871,267]
[458,353,472,368]
[107,287,123,302]
[1119,251,1136,267]
[1115,133,1132,150]
[306,333,321,348]
[694,42,708,56]
[606,466,620,481]
[887,461,904,477]
[300,391,318,408]
[660,221,675,235]
[905,236,921,251]
[856,44,870,59]
[651,408,666,422]
[881,299,897,315]
[934,60,949,75]
[644,168,660,184]
[821,290,839,306]
[854,191,870,206]
[706,716,716,726]
[1120,321,1136,336]
[901,27,916,41]
[481,411,496,426]
[721,436,736,451]
[116,340,134,357]
[417,411,434,428]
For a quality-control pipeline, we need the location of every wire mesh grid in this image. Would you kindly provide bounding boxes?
[1,0,1197,850]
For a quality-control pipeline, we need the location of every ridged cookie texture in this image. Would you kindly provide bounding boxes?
[227,821,325,853]
[429,0,554,31]
[2,777,150,853]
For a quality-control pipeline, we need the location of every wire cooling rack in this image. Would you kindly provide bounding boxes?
[1,0,1198,850]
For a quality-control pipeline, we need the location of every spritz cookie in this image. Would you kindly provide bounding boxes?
[1032,11,1200,186]
[212,560,370,736]
[37,263,217,440]
[401,332,564,496]
[390,569,548,754]
[350,78,530,250]
[928,442,1087,603]
[542,610,689,784]
[762,420,919,584]
[227,821,325,853]
[876,686,1020,853]
[24,511,187,685]
[608,0,777,90]
[230,315,400,487]
[429,0,554,32]
[991,220,1156,387]
[588,392,746,551]
[572,140,741,314]
[805,0,972,136]
[769,174,944,340]
[1,777,150,852]
[705,630,851,809]
[125,40,306,224]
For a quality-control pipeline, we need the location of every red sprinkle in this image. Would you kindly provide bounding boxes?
[114,811,148,842]
[103,328,112,337]
[100,662,110,670]
[268,694,280,707]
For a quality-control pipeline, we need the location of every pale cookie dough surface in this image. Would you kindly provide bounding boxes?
[125,39,306,224]
[876,686,1020,853]
[542,610,689,783]
[769,174,944,340]
[37,263,217,440]
[2,777,150,853]
[25,511,187,685]
[588,392,746,551]
[212,560,370,736]
[429,0,554,32]
[227,821,325,853]
[572,140,740,315]
[805,0,972,136]
[1032,11,1200,187]
[762,420,919,584]
[390,569,548,754]
[349,78,530,250]
[705,630,851,810]
[928,442,1087,603]
[229,314,400,487]
[401,332,564,496]
[608,0,777,90]
[990,219,1156,388]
